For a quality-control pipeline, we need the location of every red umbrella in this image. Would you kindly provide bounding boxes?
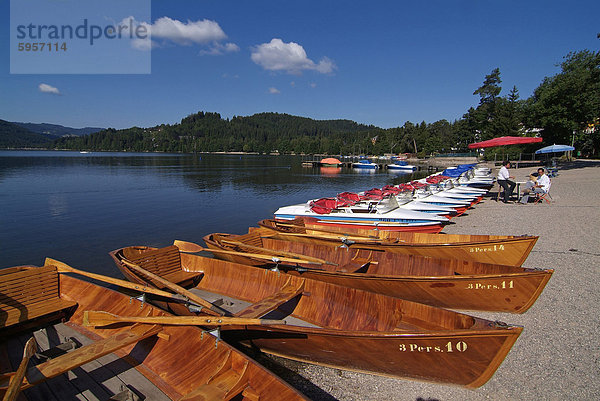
[468,136,542,149]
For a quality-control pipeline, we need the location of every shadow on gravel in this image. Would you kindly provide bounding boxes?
[554,160,600,170]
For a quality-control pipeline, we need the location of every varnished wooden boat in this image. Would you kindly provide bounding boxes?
[202,230,553,313]
[0,264,307,401]
[258,218,539,266]
[111,244,523,387]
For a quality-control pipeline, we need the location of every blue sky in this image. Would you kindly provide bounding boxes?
[1,0,599,129]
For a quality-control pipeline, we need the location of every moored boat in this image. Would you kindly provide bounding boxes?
[0,264,308,401]
[111,244,523,387]
[274,198,449,234]
[387,161,416,171]
[258,218,539,266]
[201,230,552,313]
[319,157,342,167]
[352,159,379,169]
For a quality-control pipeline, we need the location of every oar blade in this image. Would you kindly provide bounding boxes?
[173,240,205,253]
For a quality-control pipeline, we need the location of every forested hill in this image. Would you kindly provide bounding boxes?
[0,119,54,148]
[51,112,391,154]
[13,122,104,137]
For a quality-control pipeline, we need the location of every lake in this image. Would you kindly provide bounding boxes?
[0,150,429,275]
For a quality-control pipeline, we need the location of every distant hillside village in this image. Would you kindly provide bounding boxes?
[2,50,598,157]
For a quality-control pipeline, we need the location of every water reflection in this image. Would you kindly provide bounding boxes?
[48,193,68,218]
[0,151,433,273]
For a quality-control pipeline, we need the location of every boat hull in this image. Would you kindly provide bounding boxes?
[112,247,523,387]
[282,270,551,313]
[301,219,446,233]
[204,233,553,313]
[223,324,520,387]
[258,218,539,266]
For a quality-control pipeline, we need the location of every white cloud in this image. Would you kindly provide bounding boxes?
[38,83,60,95]
[269,87,281,94]
[251,38,336,75]
[310,82,317,88]
[120,16,237,55]
[151,17,226,45]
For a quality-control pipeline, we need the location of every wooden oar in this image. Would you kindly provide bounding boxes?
[2,337,37,401]
[83,311,286,327]
[173,240,322,265]
[45,258,190,301]
[268,231,390,244]
[119,259,226,316]
[220,239,338,266]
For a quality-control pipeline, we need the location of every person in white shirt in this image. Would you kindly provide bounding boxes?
[520,168,550,204]
[497,161,516,203]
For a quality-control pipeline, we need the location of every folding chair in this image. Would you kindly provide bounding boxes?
[534,181,552,204]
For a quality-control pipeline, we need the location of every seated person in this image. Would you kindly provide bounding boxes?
[497,160,516,203]
[520,168,550,204]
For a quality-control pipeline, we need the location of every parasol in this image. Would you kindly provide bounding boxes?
[535,144,575,154]
[468,136,542,149]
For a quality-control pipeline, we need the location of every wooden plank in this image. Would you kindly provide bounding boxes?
[52,323,171,401]
[126,246,183,278]
[0,324,162,391]
[235,278,305,319]
[33,326,111,401]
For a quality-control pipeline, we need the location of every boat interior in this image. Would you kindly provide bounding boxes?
[0,265,304,401]
[115,245,489,334]
[0,266,170,401]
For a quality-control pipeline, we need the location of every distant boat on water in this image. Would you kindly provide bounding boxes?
[387,160,416,171]
[319,157,342,167]
[352,158,379,169]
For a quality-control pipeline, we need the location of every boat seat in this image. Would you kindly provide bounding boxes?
[0,266,78,330]
[125,245,203,287]
[235,278,305,319]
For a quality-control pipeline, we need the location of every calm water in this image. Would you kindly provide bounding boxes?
[0,150,429,275]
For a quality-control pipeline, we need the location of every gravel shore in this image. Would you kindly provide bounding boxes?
[256,160,600,401]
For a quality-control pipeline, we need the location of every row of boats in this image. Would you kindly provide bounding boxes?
[352,158,417,170]
[0,163,552,400]
[320,157,417,171]
[275,164,494,233]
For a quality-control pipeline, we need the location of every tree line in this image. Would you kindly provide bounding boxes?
[50,49,599,157]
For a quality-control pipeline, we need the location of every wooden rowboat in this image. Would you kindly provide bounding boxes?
[0,264,308,401]
[110,244,523,388]
[202,230,553,313]
[258,218,539,266]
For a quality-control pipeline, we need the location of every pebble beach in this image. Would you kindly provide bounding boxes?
[255,160,600,401]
